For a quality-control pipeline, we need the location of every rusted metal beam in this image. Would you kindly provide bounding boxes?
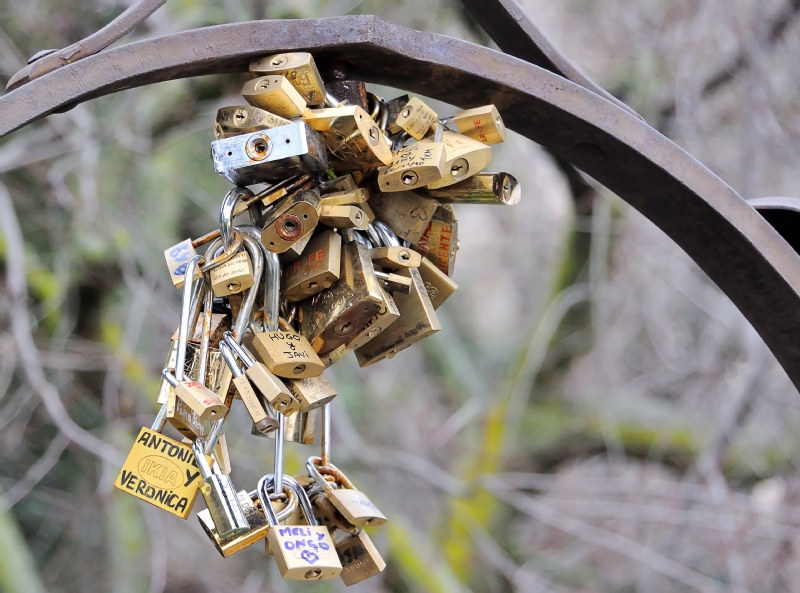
[0,16,798,391]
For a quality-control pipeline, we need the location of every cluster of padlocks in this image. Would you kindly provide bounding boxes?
[114,52,519,584]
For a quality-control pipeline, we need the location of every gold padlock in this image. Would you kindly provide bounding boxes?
[214,105,290,139]
[355,267,441,367]
[377,141,447,192]
[425,131,493,189]
[242,75,307,118]
[394,96,438,140]
[384,94,410,134]
[345,285,401,352]
[452,104,507,145]
[169,376,229,422]
[260,188,321,254]
[367,190,438,244]
[337,530,387,587]
[250,330,326,379]
[413,204,458,276]
[370,246,423,269]
[420,171,520,205]
[285,374,338,412]
[164,238,202,289]
[282,230,342,302]
[209,250,255,297]
[301,241,385,356]
[307,459,388,529]
[375,271,412,294]
[303,106,392,168]
[249,52,326,106]
[417,257,458,310]
[166,389,205,440]
[320,187,369,207]
[265,408,319,444]
[318,205,369,230]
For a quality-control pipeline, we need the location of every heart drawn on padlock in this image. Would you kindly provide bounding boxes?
[300,549,319,564]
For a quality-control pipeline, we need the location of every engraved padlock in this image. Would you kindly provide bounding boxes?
[214,105,290,140]
[193,439,250,539]
[211,123,328,186]
[249,52,326,106]
[368,190,438,244]
[377,141,447,191]
[303,105,392,168]
[425,130,493,189]
[421,171,520,205]
[413,203,459,276]
[394,96,438,140]
[259,475,342,580]
[384,94,410,134]
[242,75,307,118]
[336,530,387,587]
[260,188,321,254]
[318,204,369,230]
[282,230,341,302]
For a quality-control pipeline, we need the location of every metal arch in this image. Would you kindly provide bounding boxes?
[1,15,800,390]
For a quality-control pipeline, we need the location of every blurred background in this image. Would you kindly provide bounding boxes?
[0,0,799,591]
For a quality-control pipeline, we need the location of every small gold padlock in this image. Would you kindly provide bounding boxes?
[417,257,458,310]
[413,204,459,277]
[368,190,438,244]
[249,52,326,106]
[452,104,507,145]
[307,459,388,529]
[303,106,392,168]
[318,205,369,230]
[377,141,447,192]
[370,246,423,270]
[260,189,321,254]
[285,374,338,412]
[343,285,401,353]
[421,171,520,205]
[250,330,326,379]
[209,251,255,297]
[355,267,441,367]
[214,105,290,140]
[336,530,387,587]
[282,230,342,302]
[171,378,229,422]
[166,389,206,440]
[242,75,307,118]
[425,131,493,189]
[394,96,438,140]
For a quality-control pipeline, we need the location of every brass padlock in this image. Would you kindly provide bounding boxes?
[417,257,458,310]
[214,105,290,139]
[211,123,328,186]
[279,231,314,264]
[265,408,319,444]
[451,104,507,145]
[377,141,447,191]
[421,171,520,205]
[164,371,229,422]
[209,250,255,297]
[285,374,338,412]
[343,285,401,352]
[282,230,342,302]
[319,187,369,207]
[374,271,412,294]
[260,476,342,580]
[303,106,392,168]
[219,343,279,434]
[165,386,205,440]
[336,530,387,587]
[368,190,438,244]
[318,205,369,230]
[413,204,459,276]
[242,75,307,118]
[307,458,388,529]
[394,96,438,140]
[355,267,441,367]
[222,333,299,416]
[301,241,385,356]
[251,329,325,378]
[249,52,326,106]
[260,188,321,254]
[370,246,422,269]
[164,238,202,289]
[425,131,493,189]
[384,94,410,134]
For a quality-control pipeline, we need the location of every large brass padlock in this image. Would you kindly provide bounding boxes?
[214,105,290,139]
[250,329,326,379]
[451,104,507,145]
[303,106,392,168]
[249,52,326,106]
[377,141,447,191]
[301,241,385,356]
[425,131,493,189]
[421,171,520,205]
[282,230,342,302]
[209,250,255,297]
[368,190,438,244]
[413,204,459,277]
[394,96,438,140]
[336,530,387,587]
[355,267,441,367]
[260,188,321,254]
[242,75,307,118]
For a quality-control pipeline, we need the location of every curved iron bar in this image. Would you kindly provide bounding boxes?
[0,16,799,391]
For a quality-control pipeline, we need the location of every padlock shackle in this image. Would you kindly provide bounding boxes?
[220,187,255,251]
[282,475,320,528]
[151,398,169,432]
[238,224,281,333]
[176,255,205,382]
[192,439,213,478]
[274,413,285,500]
[373,221,401,247]
[230,232,264,342]
[222,331,256,368]
[219,341,245,379]
[321,403,331,468]
[256,475,281,526]
[205,419,226,456]
[366,223,382,248]
[196,275,214,387]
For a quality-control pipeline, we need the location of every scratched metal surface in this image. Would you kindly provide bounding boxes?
[1,15,799,391]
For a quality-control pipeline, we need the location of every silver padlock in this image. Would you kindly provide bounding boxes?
[193,439,250,539]
[211,122,328,185]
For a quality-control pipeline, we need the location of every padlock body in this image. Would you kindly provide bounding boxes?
[199,490,270,557]
[377,142,447,191]
[261,189,321,254]
[413,204,459,276]
[344,285,401,352]
[395,96,438,140]
[232,375,279,434]
[417,257,458,310]
[368,191,438,244]
[164,239,201,289]
[282,230,341,302]
[426,131,493,189]
[242,75,307,118]
[453,104,507,145]
[209,251,255,297]
[264,408,318,444]
[303,106,392,167]
[214,105,290,139]
[166,390,206,439]
[337,531,387,586]
[114,427,207,519]
[370,246,422,270]
[421,172,521,205]
[330,489,388,528]
[245,362,299,415]
[286,374,338,412]
[267,525,342,580]
[174,380,228,422]
[318,205,368,230]
[251,331,326,378]
[198,474,251,539]
[249,52,326,106]
[319,187,369,207]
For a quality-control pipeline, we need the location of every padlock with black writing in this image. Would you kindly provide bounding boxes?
[377,140,447,191]
[303,106,392,168]
[211,122,328,185]
[394,96,438,140]
[249,53,326,106]
[214,105,291,140]
[282,230,341,302]
[336,529,386,587]
[193,439,250,539]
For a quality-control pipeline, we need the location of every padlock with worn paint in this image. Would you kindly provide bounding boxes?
[303,106,392,168]
[394,96,438,140]
[260,188,321,254]
[242,75,307,118]
[413,203,459,276]
[164,238,202,289]
[421,171,520,205]
[336,530,387,587]
[282,230,341,302]
[249,53,326,106]
[285,374,338,412]
[214,105,290,139]
[384,94,410,134]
